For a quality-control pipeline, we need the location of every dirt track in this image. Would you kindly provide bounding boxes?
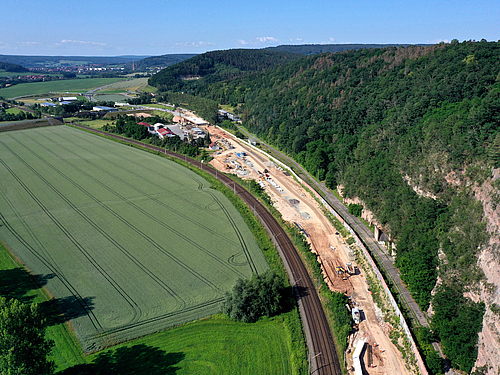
[206,125,413,375]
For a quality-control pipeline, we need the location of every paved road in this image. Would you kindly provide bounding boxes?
[236,125,429,328]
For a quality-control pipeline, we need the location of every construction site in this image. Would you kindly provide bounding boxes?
[203,124,417,375]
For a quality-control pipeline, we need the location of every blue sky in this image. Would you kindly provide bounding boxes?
[1,0,499,56]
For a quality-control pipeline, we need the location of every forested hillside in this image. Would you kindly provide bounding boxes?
[148,49,301,93]
[150,41,500,374]
[0,61,28,72]
[264,43,412,55]
[129,54,197,70]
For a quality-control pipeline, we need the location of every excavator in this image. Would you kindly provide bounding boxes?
[336,266,348,280]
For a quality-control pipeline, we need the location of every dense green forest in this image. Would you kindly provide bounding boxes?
[264,43,415,55]
[0,61,29,73]
[150,40,500,373]
[131,54,197,70]
[148,49,301,93]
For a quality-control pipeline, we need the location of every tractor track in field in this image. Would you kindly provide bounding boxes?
[0,140,142,320]
[5,135,221,307]
[5,135,186,307]
[0,157,108,330]
[0,211,101,331]
[49,129,245,249]
[27,131,250,282]
[97,296,225,338]
[198,180,258,274]
[71,124,342,375]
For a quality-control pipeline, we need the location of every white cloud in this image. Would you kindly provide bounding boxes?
[256,37,278,43]
[173,41,215,48]
[60,39,107,47]
[237,37,279,46]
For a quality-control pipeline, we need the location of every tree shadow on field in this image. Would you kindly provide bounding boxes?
[0,267,96,326]
[58,344,185,375]
[0,268,55,303]
[40,295,96,326]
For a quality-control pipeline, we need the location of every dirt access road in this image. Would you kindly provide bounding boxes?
[204,125,414,375]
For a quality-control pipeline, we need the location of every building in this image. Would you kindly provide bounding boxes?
[41,102,57,107]
[156,127,175,139]
[93,106,118,112]
[218,109,240,122]
[209,142,219,150]
[185,116,208,126]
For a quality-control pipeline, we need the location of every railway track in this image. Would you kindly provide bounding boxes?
[71,123,342,374]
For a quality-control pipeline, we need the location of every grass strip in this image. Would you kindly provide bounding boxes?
[0,240,86,370]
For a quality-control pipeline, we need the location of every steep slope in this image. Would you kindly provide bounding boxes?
[183,41,500,374]
[128,54,197,70]
[264,43,419,55]
[148,49,302,93]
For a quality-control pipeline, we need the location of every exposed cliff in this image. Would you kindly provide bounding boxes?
[470,169,500,374]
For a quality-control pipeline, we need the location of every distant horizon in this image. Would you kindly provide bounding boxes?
[2,0,498,56]
[0,41,456,59]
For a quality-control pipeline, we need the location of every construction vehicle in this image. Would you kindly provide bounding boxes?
[336,266,348,280]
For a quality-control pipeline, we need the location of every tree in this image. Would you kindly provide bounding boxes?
[0,297,54,375]
[348,203,363,217]
[222,270,284,323]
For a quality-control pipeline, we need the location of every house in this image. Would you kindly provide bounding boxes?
[157,128,168,139]
[209,142,219,150]
[156,127,175,139]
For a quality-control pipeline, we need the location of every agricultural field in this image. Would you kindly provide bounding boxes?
[143,103,175,109]
[98,77,149,92]
[0,71,60,78]
[0,126,268,353]
[94,93,130,103]
[78,313,298,375]
[0,77,123,99]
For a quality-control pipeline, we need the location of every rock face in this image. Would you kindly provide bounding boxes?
[342,168,500,374]
[471,169,500,375]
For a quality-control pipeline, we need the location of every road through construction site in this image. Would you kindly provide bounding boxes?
[204,124,413,375]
